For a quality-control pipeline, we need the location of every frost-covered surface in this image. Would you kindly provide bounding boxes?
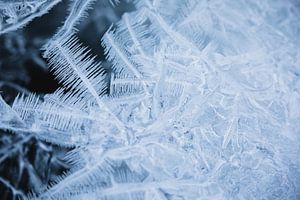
[0,0,62,35]
[1,0,300,199]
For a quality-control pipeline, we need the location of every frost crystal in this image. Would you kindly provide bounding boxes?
[1,0,300,199]
[0,0,62,35]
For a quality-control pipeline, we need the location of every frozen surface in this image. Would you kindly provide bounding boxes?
[0,0,300,199]
[0,0,62,35]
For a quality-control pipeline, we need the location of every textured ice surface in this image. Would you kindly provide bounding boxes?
[1,0,300,199]
[0,0,62,35]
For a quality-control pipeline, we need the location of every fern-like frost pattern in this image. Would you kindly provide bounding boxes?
[1,0,300,199]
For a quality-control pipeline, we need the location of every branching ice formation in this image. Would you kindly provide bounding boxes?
[1,0,300,199]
